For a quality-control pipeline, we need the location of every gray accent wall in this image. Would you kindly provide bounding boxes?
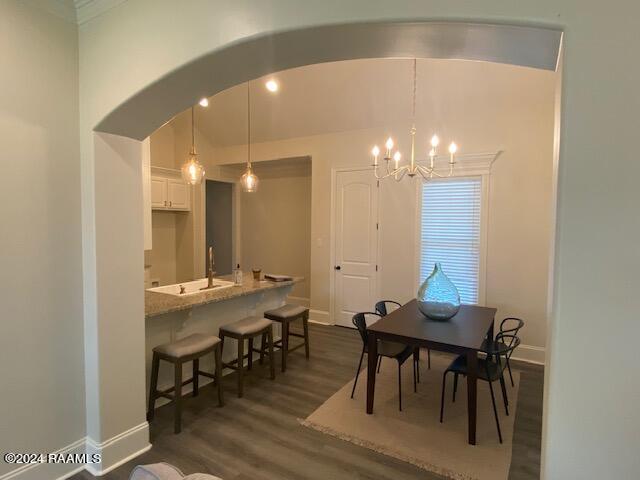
[205,180,233,276]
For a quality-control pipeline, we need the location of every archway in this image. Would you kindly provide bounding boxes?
[87,20,562,475]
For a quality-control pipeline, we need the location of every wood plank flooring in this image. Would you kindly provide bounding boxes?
[72,324,543,480]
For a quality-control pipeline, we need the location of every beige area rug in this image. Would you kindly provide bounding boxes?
[301,352,520,480]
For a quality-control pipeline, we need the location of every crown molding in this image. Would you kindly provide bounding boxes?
[74,0,128,25]
[26,0,77,24]
[27,0,128,25]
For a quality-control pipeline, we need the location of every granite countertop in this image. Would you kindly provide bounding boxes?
[145,274,302,318]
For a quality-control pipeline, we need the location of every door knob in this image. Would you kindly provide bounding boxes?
[334,266,341,270]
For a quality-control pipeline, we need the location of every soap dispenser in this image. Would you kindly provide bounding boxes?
[234,264,243,285]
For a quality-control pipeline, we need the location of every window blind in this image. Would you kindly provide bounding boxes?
[419,177,482,304]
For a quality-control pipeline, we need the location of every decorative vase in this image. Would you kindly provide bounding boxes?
[417,263,460,320]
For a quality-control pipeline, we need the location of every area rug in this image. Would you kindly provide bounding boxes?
[301,352,520,480]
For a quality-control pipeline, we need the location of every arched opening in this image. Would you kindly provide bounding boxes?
[88,20,562,477]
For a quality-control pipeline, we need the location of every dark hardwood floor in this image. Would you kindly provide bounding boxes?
[72,323,543,480]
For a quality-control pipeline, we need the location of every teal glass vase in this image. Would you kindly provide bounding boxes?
[417,263,461,320]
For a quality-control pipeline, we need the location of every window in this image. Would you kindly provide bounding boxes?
[419,177,483,304]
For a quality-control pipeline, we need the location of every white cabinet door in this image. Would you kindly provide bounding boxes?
[167,178,190,210]
[333,169,379,327]
[151,176,168,209]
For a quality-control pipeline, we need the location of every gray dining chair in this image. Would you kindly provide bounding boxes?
[481,317,524,386]
[375,300,431,370]
[440,332,521,443]
[350,312,417,411]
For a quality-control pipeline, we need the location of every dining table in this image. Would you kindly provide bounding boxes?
[365,299,497,445]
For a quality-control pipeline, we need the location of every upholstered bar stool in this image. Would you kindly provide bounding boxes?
[147,333,224,434]
[263,304,310,372]
[219,316,275,397]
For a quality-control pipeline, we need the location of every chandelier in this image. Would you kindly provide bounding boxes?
[370,59,458,181]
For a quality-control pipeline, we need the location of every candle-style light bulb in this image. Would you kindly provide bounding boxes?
[448,142,458,164]
[372,145,380,166]
[385,137,394,159]
[430,135,440,148]
[386,138,394,150]
[393,151,401,168]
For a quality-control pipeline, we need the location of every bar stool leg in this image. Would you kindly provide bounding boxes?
[281,320,289,372]
[303,313,310,359]
[214,344,224,407]
[237,337,245,398]
[174,361,183,434]
[192,358,199,397]
[248,338,254,371]
[267,326,275,380]
[259,333,266,365]
[147,352,160,421]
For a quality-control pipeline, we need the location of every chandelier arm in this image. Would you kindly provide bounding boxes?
[373,165,396,180]
[394,168,408,182]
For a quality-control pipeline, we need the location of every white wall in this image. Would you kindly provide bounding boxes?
[210,59,555,360]
[238,162,312,300]
[77,2,640,478]
[0,2,86,477]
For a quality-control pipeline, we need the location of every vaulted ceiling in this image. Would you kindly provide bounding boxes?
[171,57,556,148]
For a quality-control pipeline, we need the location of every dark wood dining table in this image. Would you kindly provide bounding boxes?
[365,299,497,445]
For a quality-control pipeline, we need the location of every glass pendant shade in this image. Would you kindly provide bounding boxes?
[240,167,259,192]
[181,107,205,185]
[417,262,461,320]
[181,148,205,185]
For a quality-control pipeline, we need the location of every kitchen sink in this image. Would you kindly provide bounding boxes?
[147,277,236,296]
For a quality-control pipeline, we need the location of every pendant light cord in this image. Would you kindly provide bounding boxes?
[247,81,251,168]
[191,106,195,152]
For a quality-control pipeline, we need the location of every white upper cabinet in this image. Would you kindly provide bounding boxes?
[167,178,189,210]
[150,169,191,211]
[151,176,168,209]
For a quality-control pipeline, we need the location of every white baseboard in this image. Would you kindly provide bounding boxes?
[0,422,150,480]
[85,422,151,476]
[287,296,310,308]
[511,344,545,365]
[0,438,86,480]
[309,309,330,324]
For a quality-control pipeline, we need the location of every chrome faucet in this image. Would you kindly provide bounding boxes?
[200,245,216,290]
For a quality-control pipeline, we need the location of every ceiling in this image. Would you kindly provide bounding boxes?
[172,57,556,148]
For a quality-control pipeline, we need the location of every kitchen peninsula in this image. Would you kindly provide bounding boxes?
[145,275,302,399]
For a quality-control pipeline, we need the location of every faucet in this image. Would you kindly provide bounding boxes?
[200,245,216,290]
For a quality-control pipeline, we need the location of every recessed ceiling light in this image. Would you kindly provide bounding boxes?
[199,97,209,107]
[265,79,279,92]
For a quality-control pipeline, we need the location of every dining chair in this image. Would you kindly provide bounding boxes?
[350,312,417,411]
[439,332,521,443]
[481,317,524,386]
[375,300,431,370]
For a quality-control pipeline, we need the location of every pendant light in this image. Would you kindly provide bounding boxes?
[181,106,206,185]
[240,81,259,192]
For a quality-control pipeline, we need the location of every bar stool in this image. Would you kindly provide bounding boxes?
[219,316,275,397]
[147,333,224,434]
[263,304,310,372]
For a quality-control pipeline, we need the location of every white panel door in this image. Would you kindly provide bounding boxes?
[150,176,167,209]
[167,178,190,210]
[333,169,379,327]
